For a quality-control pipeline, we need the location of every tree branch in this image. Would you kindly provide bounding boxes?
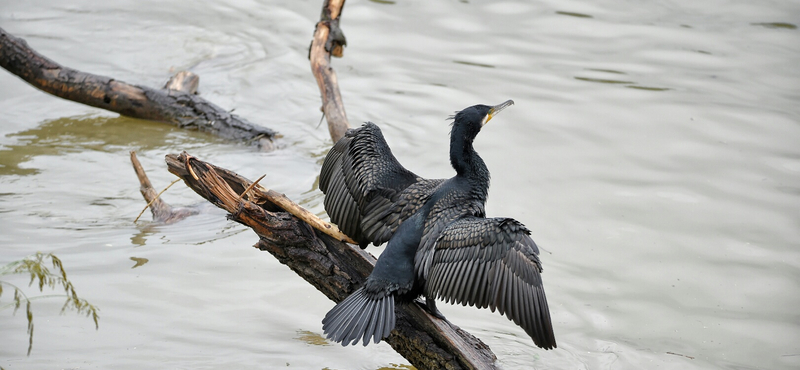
[309,0,350,142]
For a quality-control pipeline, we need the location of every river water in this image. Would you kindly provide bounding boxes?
[1,1,798,369]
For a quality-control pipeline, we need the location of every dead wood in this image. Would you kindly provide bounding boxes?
[310,0,350,142]
[164,152,499,370]
[0,27,276,150]
[245,182,358,245]
[130,151,199,224]
[164,71,200,94]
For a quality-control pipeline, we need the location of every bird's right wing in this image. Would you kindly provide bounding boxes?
[320,122,443,247]
[422,216,557,349]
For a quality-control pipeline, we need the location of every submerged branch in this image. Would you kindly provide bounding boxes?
[130,151,199,224]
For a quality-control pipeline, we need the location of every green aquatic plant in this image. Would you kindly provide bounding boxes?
[0,252,99,356]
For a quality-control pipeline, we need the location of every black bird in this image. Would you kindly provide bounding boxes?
[318,100,556,349]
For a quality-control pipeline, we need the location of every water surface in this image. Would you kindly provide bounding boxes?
[1,1,798,369]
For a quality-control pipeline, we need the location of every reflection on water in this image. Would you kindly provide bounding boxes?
[574,76,634,84]
[1,0,799,369]
[130,227,157,247]
[294,330,330,346]
[556,11,593,19]
[0,114,221,176]
[574,71,671,91]
[375,364,415,370]
[129,256,149,268]
[453,60,496,68]
[626,85,670,91]
[751,22,797,30]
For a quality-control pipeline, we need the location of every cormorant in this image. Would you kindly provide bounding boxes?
[318,100,556,349]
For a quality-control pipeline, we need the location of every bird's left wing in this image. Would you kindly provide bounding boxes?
[320,122,443,247]
[422,217,557,349]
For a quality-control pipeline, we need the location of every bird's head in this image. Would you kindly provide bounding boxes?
[449,100,515,139]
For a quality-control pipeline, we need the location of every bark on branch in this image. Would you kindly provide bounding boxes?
[0,27,276,150]
[164,152,499,370]
[310,0,350,142]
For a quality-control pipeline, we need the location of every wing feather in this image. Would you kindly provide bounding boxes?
[423,217,557,349]
[319,122,444,247]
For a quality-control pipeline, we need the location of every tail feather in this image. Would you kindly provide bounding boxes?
[323,291,365,342]
[344,298,376,344]
[322,287,396,346]
[322,297,356,338]
[336,297,372,344]
[381,294,396,342]
[364,299,382,345]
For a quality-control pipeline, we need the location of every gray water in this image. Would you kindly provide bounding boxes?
[1,1,798,369]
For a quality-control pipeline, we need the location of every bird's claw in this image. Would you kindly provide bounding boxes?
[424,297,447,320]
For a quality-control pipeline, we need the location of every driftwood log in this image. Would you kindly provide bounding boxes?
[164,152,498,370]
[0,27,277,150]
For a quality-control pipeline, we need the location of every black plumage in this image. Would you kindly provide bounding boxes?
[319,100,557,349]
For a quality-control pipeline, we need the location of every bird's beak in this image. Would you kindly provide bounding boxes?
[483,99,515,126]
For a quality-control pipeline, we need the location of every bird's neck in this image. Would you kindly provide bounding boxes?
[450,135,490,200]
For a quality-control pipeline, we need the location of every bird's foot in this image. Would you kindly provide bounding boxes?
[423,297,447,320]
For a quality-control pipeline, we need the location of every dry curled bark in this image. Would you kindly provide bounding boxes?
[0,27,276,150]
[165,152,498,370]
[310,0,350,142]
